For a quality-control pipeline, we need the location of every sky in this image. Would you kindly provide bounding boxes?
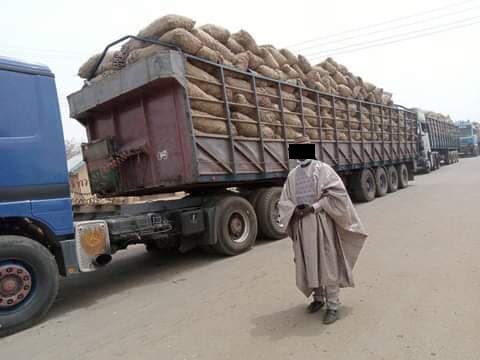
[1,0,479,142]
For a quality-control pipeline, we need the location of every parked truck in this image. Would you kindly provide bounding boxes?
[457,120,479,157]
[414,109,459,173]
[0,42,417,335]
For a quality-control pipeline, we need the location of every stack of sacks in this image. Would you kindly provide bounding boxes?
[78,14,407,141]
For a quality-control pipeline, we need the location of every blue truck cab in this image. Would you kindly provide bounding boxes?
[457,120,479,156]
[0,56,80,336]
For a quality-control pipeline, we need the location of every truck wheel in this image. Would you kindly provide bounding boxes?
[397,164,409,189]
[0,236,59,337]
[213,196,258,256]
[375,167,388,197]
[255,187,286,240]
[387,166,399,193]
[425,160,432,174]
[351,169,376,202]
[246,189,263,210]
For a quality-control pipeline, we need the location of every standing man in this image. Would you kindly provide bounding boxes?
[278,136,368,324]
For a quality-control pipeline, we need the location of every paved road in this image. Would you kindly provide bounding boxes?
[2,158,480,360]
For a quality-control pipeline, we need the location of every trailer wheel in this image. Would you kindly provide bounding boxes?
[255,187,286,240]
[424,160,432,174]
[387,166,399,193]
[0,236,59,337]
[375,167,388,197]
[213,196,257,256]
[351,169,376,202]
[397,164,409,189]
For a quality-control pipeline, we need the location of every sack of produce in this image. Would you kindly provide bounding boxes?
[159,28,203,54]
[139,14,195,38]
[191,110,235,135]
[199,24,231,44]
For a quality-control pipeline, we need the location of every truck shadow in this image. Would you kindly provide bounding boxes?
[48,239,281,321]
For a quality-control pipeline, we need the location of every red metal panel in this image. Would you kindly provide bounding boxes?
[84,78,195,195]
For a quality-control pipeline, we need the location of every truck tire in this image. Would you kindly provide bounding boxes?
[246,189,263,210]
[255,187,286,240]
[424,160,432,174]
[374,167,388,197]
[397,164,409,189]
[0,236,59,337]
[387,166,399,193]
[213,196,258,256]
[351,169,376,202]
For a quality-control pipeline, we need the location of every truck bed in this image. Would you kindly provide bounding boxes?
[68,50,417,197]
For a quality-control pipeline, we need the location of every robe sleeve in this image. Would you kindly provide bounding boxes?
[278,173,297,237]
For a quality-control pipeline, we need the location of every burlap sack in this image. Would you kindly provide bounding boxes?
[318,60,337,75]
[126,45,165,65]
[231,93,255,117]
[256,65,280,80]
[233,52,250,71]
[306,128,320,140]
[306,70,322,82]
[300,96,316,111]
[260,48,280,69]
[280,48,298,65]
[338,84,353,97]
[226,37,245,54]
[280,91,297,112]
[277,126,303,140]
[226,76,252,92]
[246,51,265,69]
[333,71,349,87]
[191,28,236,62]
[303,107,318,127]
[139,14,195,38]
[187,63,231,100]
[337,64,349,75]
[199,24,230,44]
[191,110,235,135]
[352,86,362,98]
[188,82,225,117]
[196,46,223,63]
[291,64,307,80]
[78,52,114,79]
[159,28,202,54]
[112,50,127,70]
[281,64,299,79]
[282,110,302,127]
[311,66,329,77]
[363,81,376,92]
[338,131,348,141]
[297,55,312,74]
[264,46,288,66]
[232,30,261,55]
[120,38,147,56]
[232,112,275,138]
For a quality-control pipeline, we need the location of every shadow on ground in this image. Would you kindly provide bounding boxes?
[47,238,282,320]
[250,304,353,341]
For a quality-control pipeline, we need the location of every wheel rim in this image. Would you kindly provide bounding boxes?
[272,200,284,232]
[0,261,34,310]
[228,211,250,244]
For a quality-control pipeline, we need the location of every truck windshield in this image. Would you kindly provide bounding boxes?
[459,127,472,137]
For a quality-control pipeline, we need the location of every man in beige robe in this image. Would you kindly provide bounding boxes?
[278,138,367,324]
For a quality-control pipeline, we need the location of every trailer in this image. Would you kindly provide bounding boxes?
[414,109,459,173]
[0,42,416,335]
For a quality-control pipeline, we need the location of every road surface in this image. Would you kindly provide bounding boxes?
[2,158,480,360]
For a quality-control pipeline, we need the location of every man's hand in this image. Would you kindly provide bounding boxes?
[293,204,314,220]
